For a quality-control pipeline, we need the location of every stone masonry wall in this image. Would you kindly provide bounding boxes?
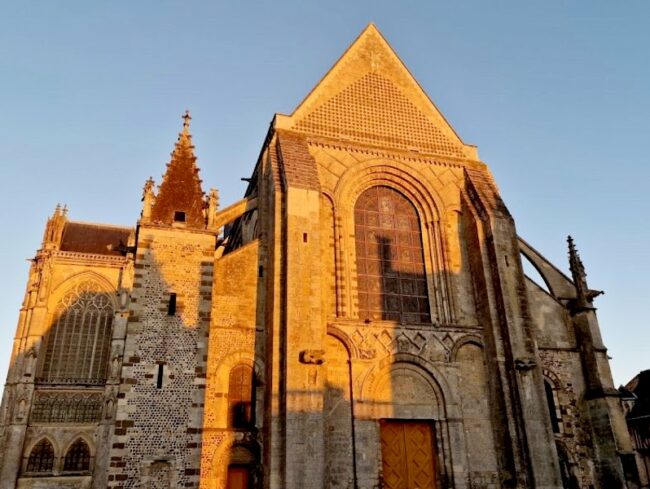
[201,240,262,489]
[107,227,214,489]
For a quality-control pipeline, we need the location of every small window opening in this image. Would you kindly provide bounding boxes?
[174,211,186,223]
[545,380,561,433]
[156,364,164,389]
[303,233,308,243]
[258,266,263,278]
[168,293,177,316]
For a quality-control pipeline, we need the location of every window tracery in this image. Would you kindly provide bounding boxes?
[354,186,430,323]
[31,391,103,423]
[63,438,91,472]
[37,281,114,385]
[25,439,55,473]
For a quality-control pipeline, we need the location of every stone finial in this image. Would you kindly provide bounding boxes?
[42,203,68,250]
[207,188,219,229]
[182,110,191,133]
[567,235,603,307]
[141,177,156,223]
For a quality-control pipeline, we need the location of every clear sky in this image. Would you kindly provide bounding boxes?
[1,1,648,387]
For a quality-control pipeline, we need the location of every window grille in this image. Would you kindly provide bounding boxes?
[354,186,430,323]
[31,391,103,423]
[25,439,54,473]
[229,364,254,428]
[63,439,91,472]
[37,282,113,385]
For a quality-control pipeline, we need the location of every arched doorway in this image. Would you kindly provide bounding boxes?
[226,445,258,489]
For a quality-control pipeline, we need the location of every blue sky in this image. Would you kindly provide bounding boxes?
[1,1,648,386]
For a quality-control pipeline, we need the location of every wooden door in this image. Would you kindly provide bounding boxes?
[226,465,250,489]
[380,420,437,489]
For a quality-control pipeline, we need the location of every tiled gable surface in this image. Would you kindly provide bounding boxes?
[293,72,466,158]
[276,131,321,191]
[285,24,474,160]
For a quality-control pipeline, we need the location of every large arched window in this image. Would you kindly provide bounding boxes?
[38,282,114,385]
[354,186,430,323]
[25,439,55,473]
[228,364,254,428]
[63,438,91,472]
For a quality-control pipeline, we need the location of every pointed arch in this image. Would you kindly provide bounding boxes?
[358,353,458,420]
[25,437,56,473]
[62,437,91,472]
[38,278,116,384]
[49,270,117,307]
[542,368,564,434]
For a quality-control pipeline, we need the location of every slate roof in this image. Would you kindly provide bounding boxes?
[59,221,132,256]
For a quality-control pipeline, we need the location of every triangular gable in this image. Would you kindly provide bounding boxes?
[277,24,477,160]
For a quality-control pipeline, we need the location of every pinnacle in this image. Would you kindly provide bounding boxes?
[149,112,205,228]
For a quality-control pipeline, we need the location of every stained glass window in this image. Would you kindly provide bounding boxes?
[38,282,113,384]
[355,186,430,323]
[26,439,54,473]
[229,364,254,428]
[63,439,91,472]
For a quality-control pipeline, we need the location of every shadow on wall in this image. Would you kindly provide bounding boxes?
[2,279,118,485]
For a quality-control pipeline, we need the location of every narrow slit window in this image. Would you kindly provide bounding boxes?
[544,380,562,433]
[168,293,177,316]
[156,364,164,389]
[303,233,308,243]
[174,211,186,222]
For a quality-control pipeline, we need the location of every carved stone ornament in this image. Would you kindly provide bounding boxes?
[514,357,537,371]
[358,348,376,360]
[299,350,325,365]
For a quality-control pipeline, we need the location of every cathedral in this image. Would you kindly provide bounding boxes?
[0,24,640,489]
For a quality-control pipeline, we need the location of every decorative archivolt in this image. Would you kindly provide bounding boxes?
[329,159,456,323]
[334,160,445,223]
[357,354,458,419]
[449,334,484,363]
[209,350,265,391]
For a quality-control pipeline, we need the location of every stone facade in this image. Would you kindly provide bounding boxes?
[0,24,640,489]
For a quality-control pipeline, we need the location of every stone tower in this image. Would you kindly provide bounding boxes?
[106,112,217,488]
[0,204,134,489]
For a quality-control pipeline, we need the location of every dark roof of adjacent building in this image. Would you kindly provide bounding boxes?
[626,369,650,420]
[59,221,132,256]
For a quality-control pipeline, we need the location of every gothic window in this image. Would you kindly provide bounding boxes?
[63,438,91,472]
[31,392,103,423]
[544,380,563,434]
[354,186,430,323]
[25,439,55,473]
[38,282,114,385]
[229,364,254,428]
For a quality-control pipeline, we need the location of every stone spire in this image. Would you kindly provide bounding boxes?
[567,235,603,308]
[149,111,206,228]
[41,204,68,250]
